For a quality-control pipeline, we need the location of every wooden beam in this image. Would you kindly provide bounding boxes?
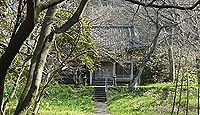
[91,25,135,29]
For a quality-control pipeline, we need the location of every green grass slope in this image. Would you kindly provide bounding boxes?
[39,85,94,115]
[108,83,198,115]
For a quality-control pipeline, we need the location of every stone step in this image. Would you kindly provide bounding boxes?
[93,80,113,85]
[93,92,106,95]
[93,79,113,82]
[94,96,107,99]
[95,86,106,90]
[94,91,106,95]
[94,93,107,97]
[94,96,106,98]
[93,79,108,102]
[94,89,106,92]
[93,86,107,102]
[94,89,106,93]
[94,97,106,99]
[94,91,105,93]
[94,97,107,102]
[93,93,106,96]
[93,83,105,86]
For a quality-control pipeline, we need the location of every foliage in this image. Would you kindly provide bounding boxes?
[58,18,96,69]
[4,53,29,97]
[47,9,97,85]
[49,8,97,72]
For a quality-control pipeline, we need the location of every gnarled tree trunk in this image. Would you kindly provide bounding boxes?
[14,0,88,114]
[14,6,56,115]
[0,11,35,115]
[0,1,67,114]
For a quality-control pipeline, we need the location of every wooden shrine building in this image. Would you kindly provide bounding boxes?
[88,25,147,85]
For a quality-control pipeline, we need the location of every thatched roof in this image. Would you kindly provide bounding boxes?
[91,25,147,54]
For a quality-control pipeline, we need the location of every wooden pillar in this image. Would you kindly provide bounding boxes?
[113,62,117,86]
[113,75,117,86]
[89,70,93,85]
[83,75,87,86]
[113,62,116,77]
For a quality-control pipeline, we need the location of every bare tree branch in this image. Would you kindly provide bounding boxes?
[146,0,157,7]
[55,0,88,33]
[41,0,67,11]
[11,0,23,39]
[125,0,200,10]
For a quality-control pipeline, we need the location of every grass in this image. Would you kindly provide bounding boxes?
[38,84,95,115]
[4,84,95,115]
[108,82,198,115]
[4,73,198,115]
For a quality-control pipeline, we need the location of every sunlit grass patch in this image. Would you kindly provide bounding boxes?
[108,82,198,115]
[38,85,95,115]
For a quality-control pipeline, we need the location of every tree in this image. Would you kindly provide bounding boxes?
[124,0,200,88]
[0,1,69,113]
[0,0,90,114]
[14,6,57,115]
[14,0,88,114]
[0,0,199,114]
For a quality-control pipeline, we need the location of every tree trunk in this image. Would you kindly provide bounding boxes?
[0,18,35,114]
[171,52,182,115]
[14,6,56,115]
[166,27,175,82]
[14,0,88,114]
[32,72,51,115]
[0,1,37,112]
[165,37,175,82]
[168,44,175,82]
[177,74,184,114]
[129,26,162,89]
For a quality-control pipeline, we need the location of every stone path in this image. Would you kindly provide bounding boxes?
[95,102,111,115]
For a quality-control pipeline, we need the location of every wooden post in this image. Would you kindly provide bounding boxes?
[113,62,116,77]
[83,75,87,86]
[89,70,93,85]
[113,75,117,86]
[113,62,117,86]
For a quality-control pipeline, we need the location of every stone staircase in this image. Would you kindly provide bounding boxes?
[93,78,113,115]
[94,86,107,102]
[93,78,112,102]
